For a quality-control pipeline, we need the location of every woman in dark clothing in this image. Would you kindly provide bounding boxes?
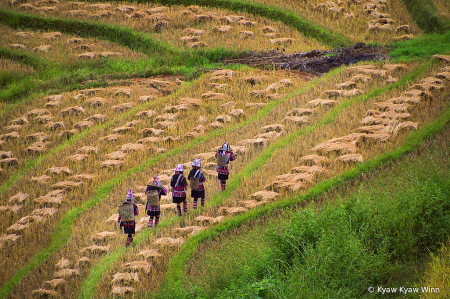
[118,188,139,247]
[188,158,206,209]
[215,142,236,191]
[145,175,167,229]
[170,164,189,216]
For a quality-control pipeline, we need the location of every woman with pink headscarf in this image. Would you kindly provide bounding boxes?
[145,175,167,229]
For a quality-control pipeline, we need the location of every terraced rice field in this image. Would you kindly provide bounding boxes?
[1,0,327,52]
[1,0,449,298]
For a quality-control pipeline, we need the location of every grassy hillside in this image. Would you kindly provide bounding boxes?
[169,126,450,298]
[0,0,449,298]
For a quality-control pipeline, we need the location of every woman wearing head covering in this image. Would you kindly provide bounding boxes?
[215,142,236,191]
[118,188,139,247]
[188,158,206,209]
[170,164,189,216]
[145,175,167,229]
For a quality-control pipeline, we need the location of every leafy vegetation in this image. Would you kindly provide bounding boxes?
[171,119,450,299]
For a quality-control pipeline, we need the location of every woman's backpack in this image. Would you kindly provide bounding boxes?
[190,170,200,190]
[217,152,228,167]
[118,202,134,222]
[145,189,160,207]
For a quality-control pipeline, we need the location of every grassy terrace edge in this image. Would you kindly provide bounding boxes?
[82,62,431,298]
[0,47,47,71]
[93,0,350,48]
[0,7,175,56]
[159,91,450,299]
[0,66,339,298]
[401,0,450,34]
[0,8,247,105]
[0,8,245,68]
[0,79,197,195]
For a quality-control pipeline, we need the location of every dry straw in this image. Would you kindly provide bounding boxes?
[3,1,326,52]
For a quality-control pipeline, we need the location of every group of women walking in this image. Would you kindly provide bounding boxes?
[118,142,236,246]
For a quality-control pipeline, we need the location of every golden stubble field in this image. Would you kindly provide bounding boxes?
[1,65,309,294]
[430,0,450,20]
[241,0,422,43]
[1,0,449,297]
[86,64,447,297]
[4,58,450,298]
[1,0,327,53]
[1,23,145,64]
[183,60,450,296]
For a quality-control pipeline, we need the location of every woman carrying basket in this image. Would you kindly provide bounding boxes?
[170,164,189,216]
[215,142,236,191]
[145,175,167,229]
[188,158,206,209]
[118,188,139,247]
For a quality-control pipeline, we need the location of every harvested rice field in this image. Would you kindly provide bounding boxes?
[0,0,327,52]
[238,0,423,43]
[0,0,449,298]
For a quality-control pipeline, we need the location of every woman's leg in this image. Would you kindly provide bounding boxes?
[126,234,133,246]
[220,180,226,191]
[183,201,188,215]
[148,216,153,228]
[193,198,198,209]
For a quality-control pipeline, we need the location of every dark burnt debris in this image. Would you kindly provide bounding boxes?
[223,43,389,76]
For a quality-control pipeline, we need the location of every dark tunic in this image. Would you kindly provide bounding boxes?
[170,173,188,203]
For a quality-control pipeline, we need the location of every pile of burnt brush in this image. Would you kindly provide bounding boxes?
[223,42,389,76]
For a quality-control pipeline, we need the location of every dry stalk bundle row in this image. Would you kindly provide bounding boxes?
[180,62,427,230]
[304,0,420,43]
[5,25,143,64]
[6,1,321,53]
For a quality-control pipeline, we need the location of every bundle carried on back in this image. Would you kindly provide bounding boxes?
[190,169,200,190]
[118,202,135,222]
[217,153,228,167]
[145,189,160,207]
